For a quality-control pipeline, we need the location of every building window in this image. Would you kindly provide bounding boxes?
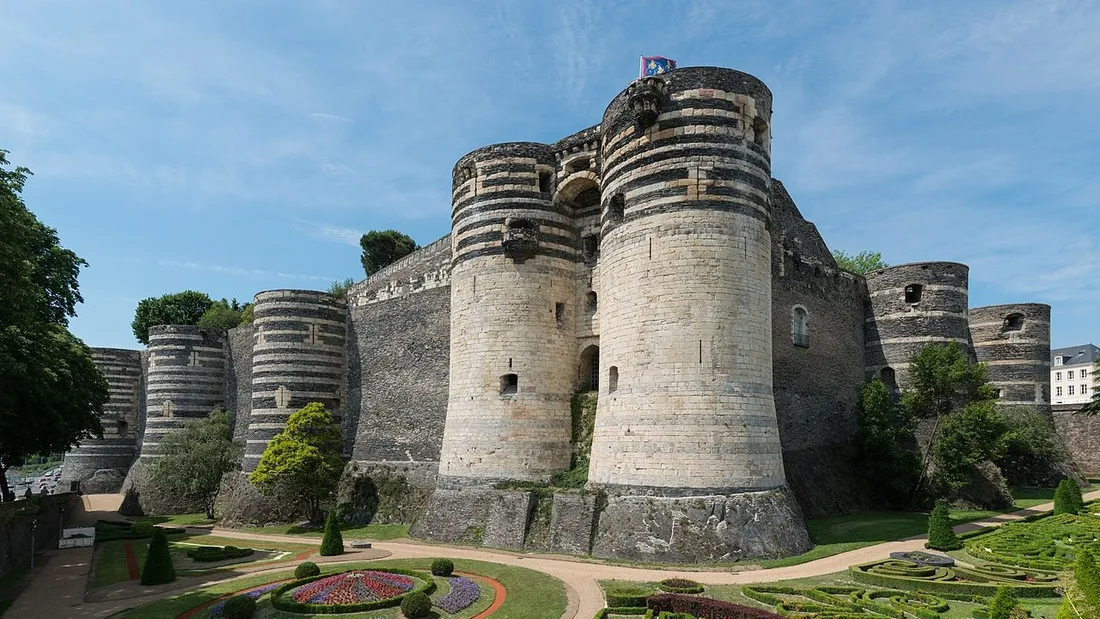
[1054,356,1063,366]
[538,170,551,193]
[117,420,129,437]
[996,389,1004,399]
[500,373,518,396]
[1068,370,1075,379]
[1055,372,1062,381]
[555,302,565,327]
[880,367,897,394]
[1068,385,1075,395]
[1003,313,1024,332]
[904,284,923,304]
[586,291,598,315]
[579,345,599,391]
[1082,384,1089,394]
[791,306,809,347]
[1082,369,1089,379]
[608,366,619,393]
[608,194,625,224]
[1056,386,1063,396]
[582,234,599,264]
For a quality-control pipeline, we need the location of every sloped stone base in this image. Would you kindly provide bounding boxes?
[411,488,533,549]
[591,485,812,563]
[119,458,205,516]
[79,469,127,494]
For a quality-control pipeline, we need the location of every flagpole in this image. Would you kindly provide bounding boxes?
[639,56,644,79]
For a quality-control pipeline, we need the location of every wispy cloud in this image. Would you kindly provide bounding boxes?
[297,223,364,247]
[310,112,353,123]
[158,260,333,283]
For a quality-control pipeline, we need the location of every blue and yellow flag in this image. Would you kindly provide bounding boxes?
[640,56,677,77]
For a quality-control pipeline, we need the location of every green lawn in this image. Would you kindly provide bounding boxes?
[136,513,216,527]
[112,557,567,619]
[232,522,409,541]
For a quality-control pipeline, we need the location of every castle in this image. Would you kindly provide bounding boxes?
[60,67,1096,563]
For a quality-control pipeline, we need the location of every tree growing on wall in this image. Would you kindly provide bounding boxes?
[855,378,922,507]
[196,298,250,331]
[0,150,109,502]
[359,230,418,277]
[151,408,243,519]
[327,278,355,297]
[831,250,888,274]
[249,402,344,523]
[131,290,215,344]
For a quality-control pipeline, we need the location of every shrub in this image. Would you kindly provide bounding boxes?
[221,594,257,619]
[926,499,963,551]
[605,585,653,608]
[140,529,176,585]
[400,590,432,618]
[658,578,704,594]
[294,561,320,579]
[130,521,155,537]
[185,545,254,562]
[1055,479,1084,515]
[319,510,344,556]
[431,558,454,576]
[1067,479,1085,513]
[647,593,783,618]
[1077,549,1100,610]
[987,586,1019,619]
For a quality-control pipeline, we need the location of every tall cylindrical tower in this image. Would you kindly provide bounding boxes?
[60,348,141,491]
[864,262,971,389]
[434,142,578,484]
[969,303,1051,412]
[243,289,347,471]
[139,326,226,458]
[585,67,810,562]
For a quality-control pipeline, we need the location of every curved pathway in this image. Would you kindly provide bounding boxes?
[6,491,1097,619]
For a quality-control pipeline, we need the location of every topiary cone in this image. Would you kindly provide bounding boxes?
[140,528,176,585]
[319,511,344,556]
[925,499,963,551]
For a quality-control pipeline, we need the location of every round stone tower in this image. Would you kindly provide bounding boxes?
[864,262,971,389]
[60,348,141,492]
[435,142,578,485]
[139,325,226,458]
[969,303,1052,412]
[243,289,348,471]
[586,67,811,562]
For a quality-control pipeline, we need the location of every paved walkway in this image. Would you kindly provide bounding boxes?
[7,491,1098,619]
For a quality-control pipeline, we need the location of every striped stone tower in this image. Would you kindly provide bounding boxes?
[60,348,141,492]
[864,262,971,390]
[139,326,226,458]
[243,290,347,471]
[435,142,578,485]
[586,67,810,562]
[969,303,1052,412]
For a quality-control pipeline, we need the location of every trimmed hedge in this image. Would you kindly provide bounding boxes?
[130,521,155,537]
[592,609,652,619]
[319,511,344,556]
[431,558,454,576]
[926,499,963,551]
[742,584,952,619]
[94,520,186,543]
[647,593,783,618]
[294,561,320,579]
[185,545,255,562]
[400,591,432,618]
[849,560,1059,598]
[140,529,176,585]
[269,568,435,614]
[605,585,654,608]
[658,578,704,594]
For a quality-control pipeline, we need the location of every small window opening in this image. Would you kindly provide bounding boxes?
[752,117,769,148]
[1003,313,1024,332]
[608,194,625,223]
[500,373,518,396]
[579,345,600,391]
[117,420,129,437]
[904,284,923,304]
[791,306,809,348]
[608,366,619,393]
[996,388,1004,399]
[567,157,591,173]
[880,367,897,394]
[586,291,598,315]
[555,302,565,327]
[538,170,551,193]
[582,234,599,264]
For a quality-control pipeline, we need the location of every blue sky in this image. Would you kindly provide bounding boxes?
[3,0,1097,350]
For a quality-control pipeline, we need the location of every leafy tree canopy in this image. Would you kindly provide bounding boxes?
[832,250,888,274]
[151,408,242,518]
[0,150,108,501]
[327,278,355,297]
[248,402,344,523]
[359,230,418,277]
[196,298,251,331]
[131,290,215,344]
[900,341,997,421]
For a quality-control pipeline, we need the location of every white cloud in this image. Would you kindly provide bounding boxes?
[158,260,333,283]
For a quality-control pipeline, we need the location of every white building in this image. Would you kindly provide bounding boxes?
[1051,343,1099,406]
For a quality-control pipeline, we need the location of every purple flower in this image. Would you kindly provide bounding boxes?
[207,583,282,617]
[434,576,481,614]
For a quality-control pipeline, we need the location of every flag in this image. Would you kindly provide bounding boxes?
[640,56,677,77]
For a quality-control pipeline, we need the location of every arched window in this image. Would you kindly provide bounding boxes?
[752,117,769,148]
[500,373,518,396]
[791,306,809,347]
[880,367,897,393]
[586,291,598,315]
[608,366,619,393]
[579,345,600,391]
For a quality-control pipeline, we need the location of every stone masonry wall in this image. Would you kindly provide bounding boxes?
[969,304,1052,412]
[225,324,254,442]
[1053,403,1100,474]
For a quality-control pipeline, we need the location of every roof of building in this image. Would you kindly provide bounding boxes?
[1052,343,1100,366]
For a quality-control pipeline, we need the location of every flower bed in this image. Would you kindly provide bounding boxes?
[208,583,281,618]
[435,576,481,614]
[270,568,436,614]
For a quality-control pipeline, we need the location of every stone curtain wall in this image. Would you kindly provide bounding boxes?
[225,324,255,442]
[244,290,347,471]
[0,494,75,582]
[348,237,452,480]
[1053,404,1100,474]
[969,304,1052,412]
[60,348,142,493]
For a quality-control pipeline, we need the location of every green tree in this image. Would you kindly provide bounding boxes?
[1054,478,1084,515]
[196,298,247,331]
[249,402,344,523]
[855,378,922,507]
[932,401,1009,492]
[359,230,418,277]
[995,408,1068,486]
[131,290,214,344]
[151,408,243,519]
[0,150,109,502]
[831,250,888,274]
[238,303,255,326]
[925,499,963,550]
[327,278,355,297]
[140,528,176,585]
[319,510,344,556]
[987,586,1020,619]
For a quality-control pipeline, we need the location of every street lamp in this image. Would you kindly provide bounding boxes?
[30,518,38,569]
